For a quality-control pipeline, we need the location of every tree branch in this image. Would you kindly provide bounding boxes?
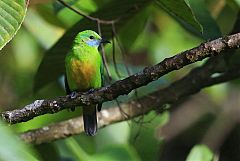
[20,62,240,144]
[2,32,240,124]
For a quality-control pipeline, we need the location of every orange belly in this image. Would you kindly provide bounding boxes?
[68,59,97,91]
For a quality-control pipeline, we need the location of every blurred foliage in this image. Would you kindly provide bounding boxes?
[0,121,38,161]
[0,0,240,161]
[186,144,213,161]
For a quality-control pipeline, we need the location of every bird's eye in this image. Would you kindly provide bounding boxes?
[89,36,94,39]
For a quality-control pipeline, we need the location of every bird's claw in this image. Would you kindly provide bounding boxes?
[88,88,95,93]
[70,91,77,99]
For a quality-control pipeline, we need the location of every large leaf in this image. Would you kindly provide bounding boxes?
[0,0,27,50]
[155,0,202,34]
[0,121,39,161]
[187,0,222,39]
[155,0,222,40]
[118,6,151,49]
[34,0,152,91]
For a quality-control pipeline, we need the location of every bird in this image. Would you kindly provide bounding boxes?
[64,30,110,136]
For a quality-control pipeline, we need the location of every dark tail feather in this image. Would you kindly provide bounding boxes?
[97,103,102,112]
[83,106,97,136]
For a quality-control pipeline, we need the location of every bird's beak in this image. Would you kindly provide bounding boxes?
[100,38,111,44]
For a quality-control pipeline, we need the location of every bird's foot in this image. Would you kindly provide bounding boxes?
[88,88,95,93]
[70,91,77,99]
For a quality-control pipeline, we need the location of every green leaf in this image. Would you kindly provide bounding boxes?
[186,144,214,161]
[118,6,151,49]
[187,0,222,39]
[0,121,39,161]
[235,0,240,6]
[34,0,152,91]
[93,144,141,161]
[155,0,202,33]
[35,143,60,161]
[130,111,168,161]
[215,1,239,34]
[54,0,100,27]
[24,8,64,49]
[65,138,91,161]
[95,122,130,151]
[65,137,141,161]
[0,0,27,50]
[53,0,79,13]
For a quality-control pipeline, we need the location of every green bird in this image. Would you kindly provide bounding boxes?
[64,30,109,136]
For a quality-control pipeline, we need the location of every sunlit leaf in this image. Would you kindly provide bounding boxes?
[24,8,64,49]
[54,0,99,27]
[53,0,79,13]
[0,0,27,50]
[186,144,214,161]
[235,0,240,6]
[35,4,66,29]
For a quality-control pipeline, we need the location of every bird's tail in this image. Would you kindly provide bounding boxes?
[83,105,97,136]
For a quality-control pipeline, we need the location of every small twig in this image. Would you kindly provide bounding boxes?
[97,22,112,81]
[2,32,240,124]
[57,0,118,24]
[111,23,145,126]
[111,23,122,78]
[115,99,130,120]
[112,23,131,76]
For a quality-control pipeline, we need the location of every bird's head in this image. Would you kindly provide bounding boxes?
[74,30,110,48]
